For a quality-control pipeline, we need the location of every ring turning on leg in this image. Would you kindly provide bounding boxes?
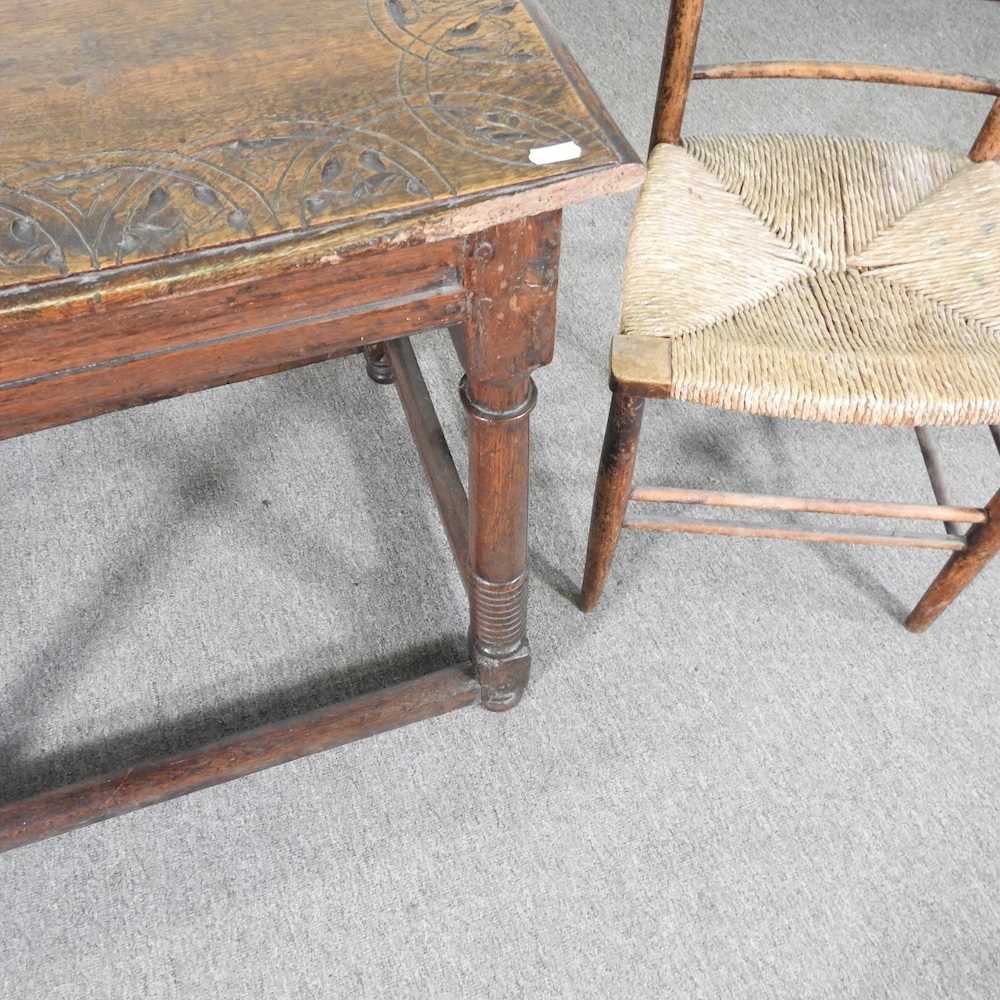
[462,375,537,710]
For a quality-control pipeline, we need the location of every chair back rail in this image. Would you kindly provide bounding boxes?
[650,0,705,149]
[650,1,1000,160]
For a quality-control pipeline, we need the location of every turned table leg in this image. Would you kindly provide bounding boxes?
[463,376,535,709]
[457,211,562,710]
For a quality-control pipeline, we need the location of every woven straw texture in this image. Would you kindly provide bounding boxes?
[615,135,1000,426]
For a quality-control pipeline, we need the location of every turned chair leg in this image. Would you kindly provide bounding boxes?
[363,344,395,385]
[581,390,646,612]
[906,488,1000,632]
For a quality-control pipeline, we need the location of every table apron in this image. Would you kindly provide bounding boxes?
[0,238,467,441]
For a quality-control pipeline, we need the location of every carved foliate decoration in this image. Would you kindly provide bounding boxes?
[0,0,612,283]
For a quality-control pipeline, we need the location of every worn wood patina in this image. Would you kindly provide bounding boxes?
[0,0,637,283]
[0,0,642,852]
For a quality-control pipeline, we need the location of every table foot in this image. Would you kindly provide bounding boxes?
[474,639,531,712]
[363,344,395,385]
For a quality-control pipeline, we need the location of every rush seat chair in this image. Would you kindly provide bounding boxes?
[580,0,1000,631]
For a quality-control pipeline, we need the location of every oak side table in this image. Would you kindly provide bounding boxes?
[0,0,641,851]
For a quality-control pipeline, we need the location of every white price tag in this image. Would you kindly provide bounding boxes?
[528,141,583,166]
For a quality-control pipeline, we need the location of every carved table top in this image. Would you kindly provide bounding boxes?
[0,0,641,299]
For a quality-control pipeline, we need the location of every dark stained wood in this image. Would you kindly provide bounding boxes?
[0,2,641,851]
[463,382,534,711]
[580,391,646,612]
[0,240,465,438]
[0,1,642,447]
[385,337,470,591]
[906,490,1000,632]
[458,211,561,709]
[0,273,467,440]
[971,98,1000,162]
[0,238,461,378]
[693,61,1000,97]
[459,213,562,386]
[0,340,367,441]
[651,0,706,148]
[623,518,967,552]
[0,666,480,854]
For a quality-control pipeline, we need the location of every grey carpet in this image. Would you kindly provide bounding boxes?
[3,2,999,997]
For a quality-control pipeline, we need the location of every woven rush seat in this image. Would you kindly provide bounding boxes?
[612,134,1000,426]
[582,1,1000,629]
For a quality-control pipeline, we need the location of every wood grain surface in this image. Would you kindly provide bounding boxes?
[0,0,639,288]
[0,0,636,851]
[0,237,467,439]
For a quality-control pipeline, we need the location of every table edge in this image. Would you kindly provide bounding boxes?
[520,0,639,169]
[0,160,645,323]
